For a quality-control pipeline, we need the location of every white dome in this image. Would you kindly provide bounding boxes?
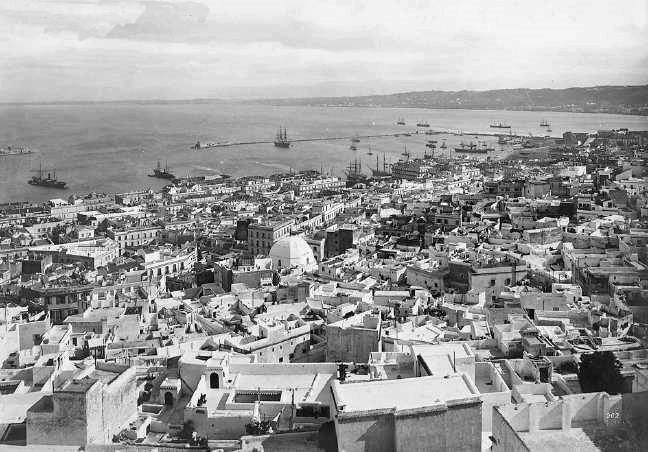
[269,236,316,270]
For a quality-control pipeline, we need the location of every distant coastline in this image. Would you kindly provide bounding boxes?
[2,84,647,116]
[253,84,648,117]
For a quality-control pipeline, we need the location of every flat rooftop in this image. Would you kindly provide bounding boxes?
[334,373,478,413]
[518,422,647,452]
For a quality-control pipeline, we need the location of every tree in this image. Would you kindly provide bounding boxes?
[578,351,625,395]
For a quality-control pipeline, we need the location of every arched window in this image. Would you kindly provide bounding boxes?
[210,373,219,389]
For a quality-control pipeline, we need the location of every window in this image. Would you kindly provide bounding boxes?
[490,279,496,287]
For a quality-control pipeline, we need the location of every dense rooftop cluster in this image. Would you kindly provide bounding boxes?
[0,129,647,451]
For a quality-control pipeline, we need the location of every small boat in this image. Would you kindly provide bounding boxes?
[350,144,358,151]
[490,122,511,129]
[416,121,430,127]
[547,128,552,133]
[402,133,411,137]
[440,141,447,149]
[351,135,361,143]
[396,118,406,125]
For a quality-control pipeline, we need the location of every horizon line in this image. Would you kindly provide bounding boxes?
[1,83,647,107]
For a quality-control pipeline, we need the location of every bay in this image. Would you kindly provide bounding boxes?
[0,102,646,203]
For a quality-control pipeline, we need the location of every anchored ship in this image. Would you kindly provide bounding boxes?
[149,160,176,180]
[371,153,391,178]
[1,145,33,156]
[273,127,291,148]
[540,120,550,127]
[28,162,67,189]
[490,122,511,129]
[396,117,406,125]
[346,159,369,187]
[416,121,430,127]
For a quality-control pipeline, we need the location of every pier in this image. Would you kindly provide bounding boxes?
[191,132,412,149]
[191,129,559,150]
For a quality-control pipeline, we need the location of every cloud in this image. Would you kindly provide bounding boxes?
[106,1,209,41]
[0,0,646,102]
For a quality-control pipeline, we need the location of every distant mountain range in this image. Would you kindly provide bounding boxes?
[255,85,648,116]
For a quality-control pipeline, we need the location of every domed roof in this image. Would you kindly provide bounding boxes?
[269,235,316,270]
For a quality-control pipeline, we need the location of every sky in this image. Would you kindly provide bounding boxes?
[0,0,647,102]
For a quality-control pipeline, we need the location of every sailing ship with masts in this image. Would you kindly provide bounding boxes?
[274,127,291,148]
[371,153,391,178]
[345,159,369,187]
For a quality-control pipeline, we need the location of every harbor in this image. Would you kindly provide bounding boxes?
[0,102,646,203]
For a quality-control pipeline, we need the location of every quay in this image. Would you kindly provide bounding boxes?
[192,129,559,149]
[191,132,410,149]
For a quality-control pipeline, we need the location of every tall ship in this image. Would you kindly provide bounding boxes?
[28,162,67,189]
[540,120,550,127]
[149,160,176,180]
[396,117,406,125]
[273,127,291,148]
[490,122,511,129]
[371,153,391,178]
[454,142,487,154]
[416,120,430,127]
[440,140,447,149]
[345,159,369,187]
[1,145,33,156]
